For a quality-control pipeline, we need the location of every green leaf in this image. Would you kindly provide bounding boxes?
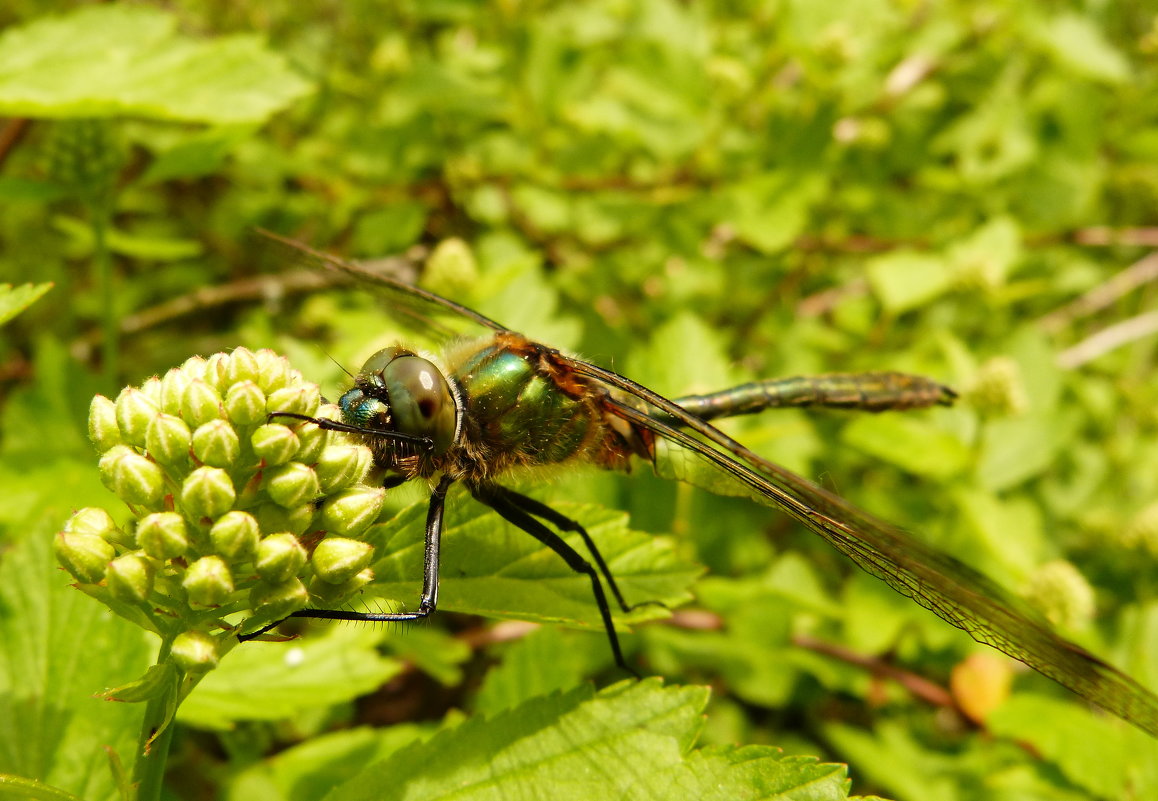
[0,283,53,326]
[988,694,1158,799]
[51,215,203,261]
[367,499,700,633]
[0,6,312,123]
[1034,13,1131,84]
[139,125,258,184]
[178,627,404,730]
[0,773,85,801]
[840,415,969,479]
[724,172,828,255]
[473,626,604,716]
[0,523,153,801]
[865,251,952,314]
[328,680,858,801]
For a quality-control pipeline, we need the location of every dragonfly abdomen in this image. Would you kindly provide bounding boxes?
[672,371,956,421]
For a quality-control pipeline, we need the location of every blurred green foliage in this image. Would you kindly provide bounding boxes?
[2,1,1158,800]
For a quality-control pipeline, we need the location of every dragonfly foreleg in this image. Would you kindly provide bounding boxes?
[472,483,638,677]
[238,474,454,639]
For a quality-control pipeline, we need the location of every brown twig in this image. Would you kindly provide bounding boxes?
[1055,311,1158,369]
[1039,251,1158,334]
[0,118,31,168]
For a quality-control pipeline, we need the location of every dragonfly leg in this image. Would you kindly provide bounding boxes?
[485,486,663,615]
[238,474,454,640]
[473,483,638,677]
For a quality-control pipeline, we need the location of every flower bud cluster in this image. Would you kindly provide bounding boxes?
[58,349,384,666]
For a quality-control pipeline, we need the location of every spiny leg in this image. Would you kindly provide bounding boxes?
[238,474,454,640]
[473,483,637,676]
[486,485,664,616]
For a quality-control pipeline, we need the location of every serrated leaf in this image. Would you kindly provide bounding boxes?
[0,6,312,123]
[366,499,700,633]
[178,627,403,730]
[0,524,153,801]
[0,282,53,326]
[327,680,858,801]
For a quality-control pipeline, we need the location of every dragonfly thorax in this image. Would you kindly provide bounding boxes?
[339,346,459,459]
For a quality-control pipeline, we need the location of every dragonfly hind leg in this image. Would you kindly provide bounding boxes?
[472,483,639,676]
[483,486,663,615]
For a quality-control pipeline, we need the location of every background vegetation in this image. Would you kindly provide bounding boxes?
[2,1,1158,799]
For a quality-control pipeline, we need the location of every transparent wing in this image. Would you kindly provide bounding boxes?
[258,230,510,342]
[572,359,1158,739]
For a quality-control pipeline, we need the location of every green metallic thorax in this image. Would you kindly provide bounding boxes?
[447,338,601,475]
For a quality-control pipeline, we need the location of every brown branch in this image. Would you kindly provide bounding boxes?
[1039,250,1158,334]
[791,633,957,709]
[1056,311,1158,369]
[0,118,31,168]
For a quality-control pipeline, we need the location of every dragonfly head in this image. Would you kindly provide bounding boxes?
[339,346,458,457]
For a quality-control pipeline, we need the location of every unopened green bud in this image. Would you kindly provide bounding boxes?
[253,502,315,537]
[159,366,192,416]
[107,554,155,603]
[171,630,219,673]
[315,445,372,493]
[266,384,320,419]
[111,451,166,508]
[55,531,114,583]
[204,353,230,391]
[265,462,320,508]
[183,555,235,606]
[97,445,133,494]
[251,424,299,466]
[225,381,266,427]
[146,413,192,468]
[140,376,163,405]
[138,512,189,560]
[309,568,374,605]
[311,537,374,584]
[66,506,119,541]
[966,357,1028,417]
[1024,560,1095,630]
[115,387,159,448]
[425,238,478,297]
[88,394,122,452]
[319,486,385,538]
[179,355,208,382]
[192,420,240,469]
[182,379,224,428]
[293,418,330,465]
[250,577,309,618]
[255,533,307,582]
[225,347,259,385]
[210,510,261,559]
[254,349,291,394]
[180,466,236,520]
[1124,502,1158,555]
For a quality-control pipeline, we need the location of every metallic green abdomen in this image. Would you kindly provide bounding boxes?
[452,344,593,467]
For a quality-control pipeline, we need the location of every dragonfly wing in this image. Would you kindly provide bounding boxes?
[258,229,510,341]
[574,360,1158,739]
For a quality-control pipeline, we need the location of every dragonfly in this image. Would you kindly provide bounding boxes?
[244,232,1158,739]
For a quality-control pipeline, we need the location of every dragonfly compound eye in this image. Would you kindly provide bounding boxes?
[380,355,457,454]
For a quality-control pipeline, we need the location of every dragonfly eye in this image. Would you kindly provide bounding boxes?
[380,355,456,454]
